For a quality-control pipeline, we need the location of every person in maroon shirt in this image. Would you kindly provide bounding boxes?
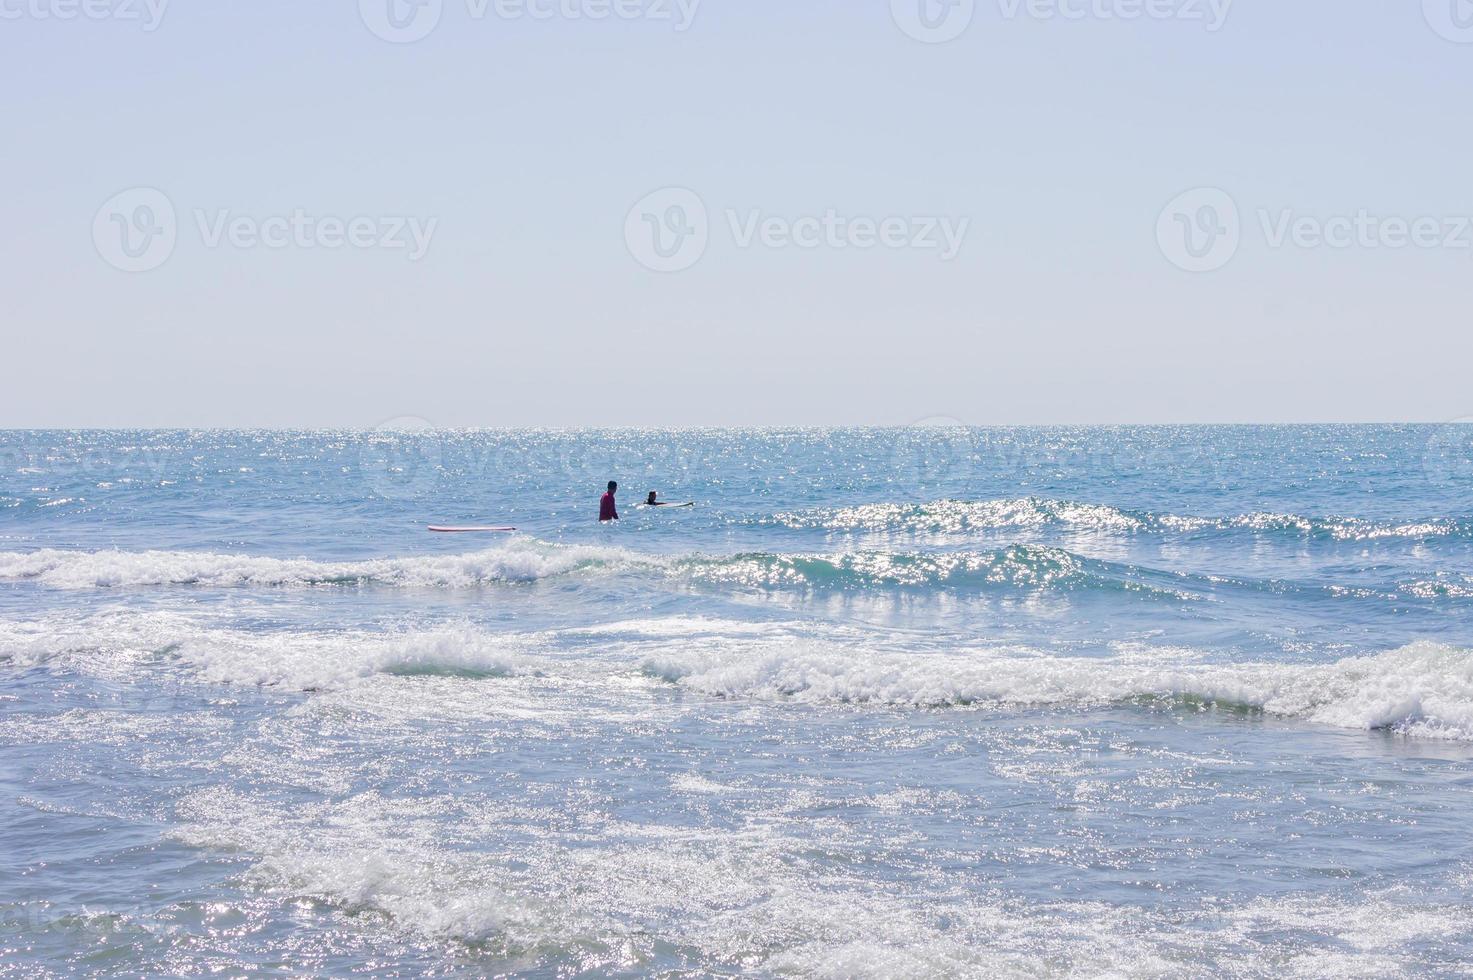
[599,481,619,522]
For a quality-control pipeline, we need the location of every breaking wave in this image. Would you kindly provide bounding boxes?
[0,543,1194,599]
[0,541,643,590]
[643,639,1473,740]
[169,783,1473,969]
[777,497,1468,542]
[677,545,1196,598]
[0,612,532,690]
[5,612,1473,740]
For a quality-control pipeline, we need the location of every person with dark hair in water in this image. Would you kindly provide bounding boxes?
[600,481,619,522]
[644,490,693,509]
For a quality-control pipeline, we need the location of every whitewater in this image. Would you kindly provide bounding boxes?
[4,426,1473,976]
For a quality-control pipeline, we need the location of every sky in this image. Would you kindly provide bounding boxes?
[2,0,1472,428]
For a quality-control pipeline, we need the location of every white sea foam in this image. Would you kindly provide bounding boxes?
[642,639,1473,740]
[779,498,1150,534]
[5,611,1473,740]
[173,789,551,945]
[170,784,1471,975]
[779,497,1465,542]
[0,543,1186,597]
[0,613,531,690]
[0,541,643,590]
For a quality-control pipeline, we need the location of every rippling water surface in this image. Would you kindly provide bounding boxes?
[4,427,1473,976]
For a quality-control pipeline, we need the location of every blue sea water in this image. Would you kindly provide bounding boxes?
[3,426,1473,976]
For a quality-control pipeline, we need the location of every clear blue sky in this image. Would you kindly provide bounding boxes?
[4,0,1471,427]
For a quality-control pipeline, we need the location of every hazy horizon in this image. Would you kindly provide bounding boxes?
[5,0,1471,428]
[2,421,1470,434]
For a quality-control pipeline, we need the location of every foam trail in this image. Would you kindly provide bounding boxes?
[0,543,1197,599]
[5,611,1473,740]
[643,639,1473,740]
[170,784,1473,969]
[0,613,531,690]
[0,541,644,590]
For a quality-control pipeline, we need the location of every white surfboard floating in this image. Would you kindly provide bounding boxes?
[428,526,518,533]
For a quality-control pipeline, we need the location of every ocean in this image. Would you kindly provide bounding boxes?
[3,426,1472,976]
